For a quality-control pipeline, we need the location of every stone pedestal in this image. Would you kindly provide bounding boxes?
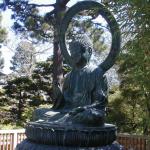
[16,122,124,150]
[16,139,124,150]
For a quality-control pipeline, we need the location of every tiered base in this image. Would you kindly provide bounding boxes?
[25,122,117,147]
[16,139,124,150]
[16,122,124,150]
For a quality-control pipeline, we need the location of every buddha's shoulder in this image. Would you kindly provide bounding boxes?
[86,64,103,74]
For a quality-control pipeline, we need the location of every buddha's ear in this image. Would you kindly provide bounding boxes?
[88,47,92,56]
[80,45,86,53]
[87,47,92,60]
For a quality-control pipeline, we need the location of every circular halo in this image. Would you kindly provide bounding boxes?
[59,1,121,71]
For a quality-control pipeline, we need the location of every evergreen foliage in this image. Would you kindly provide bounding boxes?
[0,13,7,73]
[4,77,34,122]
[10,41,36,76]
[2,57,71,127]
[105,0,150,134]
[31,57,53,103]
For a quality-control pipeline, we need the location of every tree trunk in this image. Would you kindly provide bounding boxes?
[53,27,63,86]
[52,0,68,87]
[18,91,23,121]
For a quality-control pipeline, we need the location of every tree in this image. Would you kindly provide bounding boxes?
[103,0,150,134]
[31,57,53,103]
[1,0,108,90]
[4,76,35,122]
[0,1,107,110]
[106,86,144,133]
[1,0,70,86]
[0,13,7,73]
[3,58,54,125]
[0,88,15,126]
[10,41,36,76]
[1,52,71,127]
[118,33,150,134]
[0,13,9,126]
[31,56,71,104]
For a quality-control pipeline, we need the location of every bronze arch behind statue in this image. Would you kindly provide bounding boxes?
[59,0,121,72]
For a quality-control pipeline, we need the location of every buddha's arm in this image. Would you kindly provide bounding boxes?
[53,74,71,109]
[52,84,64,109]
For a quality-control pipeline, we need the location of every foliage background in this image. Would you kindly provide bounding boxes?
[0,0,149,135]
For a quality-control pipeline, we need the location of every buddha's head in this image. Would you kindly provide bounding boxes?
[69,34,93,67]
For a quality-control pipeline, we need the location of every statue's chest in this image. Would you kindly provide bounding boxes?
[66,68,97,107]
[69,70,94,93]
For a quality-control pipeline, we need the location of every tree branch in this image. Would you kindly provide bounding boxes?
[7,1,55,7]
[59,0,70,8]
[28,3,55,7]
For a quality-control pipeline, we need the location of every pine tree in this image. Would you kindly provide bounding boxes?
[10,41,36,76]
[4,76,34,122]
[31,57,53,103]
[0,13,6,74]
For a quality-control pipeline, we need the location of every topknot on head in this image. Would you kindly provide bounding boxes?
[74,34,93,49]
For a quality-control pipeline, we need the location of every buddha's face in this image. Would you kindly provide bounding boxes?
[70,42,84,65]
[69,41,92,68]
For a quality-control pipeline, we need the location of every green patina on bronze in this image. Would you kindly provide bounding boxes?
[49,34,108,126]
[17,1,122,149]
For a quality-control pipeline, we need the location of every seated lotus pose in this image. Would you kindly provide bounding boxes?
[34,34,108,126]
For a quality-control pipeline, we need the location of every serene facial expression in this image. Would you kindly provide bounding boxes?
[69,42,83,64]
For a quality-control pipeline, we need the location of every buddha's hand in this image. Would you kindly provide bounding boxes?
[52,83,64,109]
[69,107,85,116]
[71,108,104,126]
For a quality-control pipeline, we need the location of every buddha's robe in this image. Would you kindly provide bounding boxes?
[62,65,108,111]
[35,65,108,126]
